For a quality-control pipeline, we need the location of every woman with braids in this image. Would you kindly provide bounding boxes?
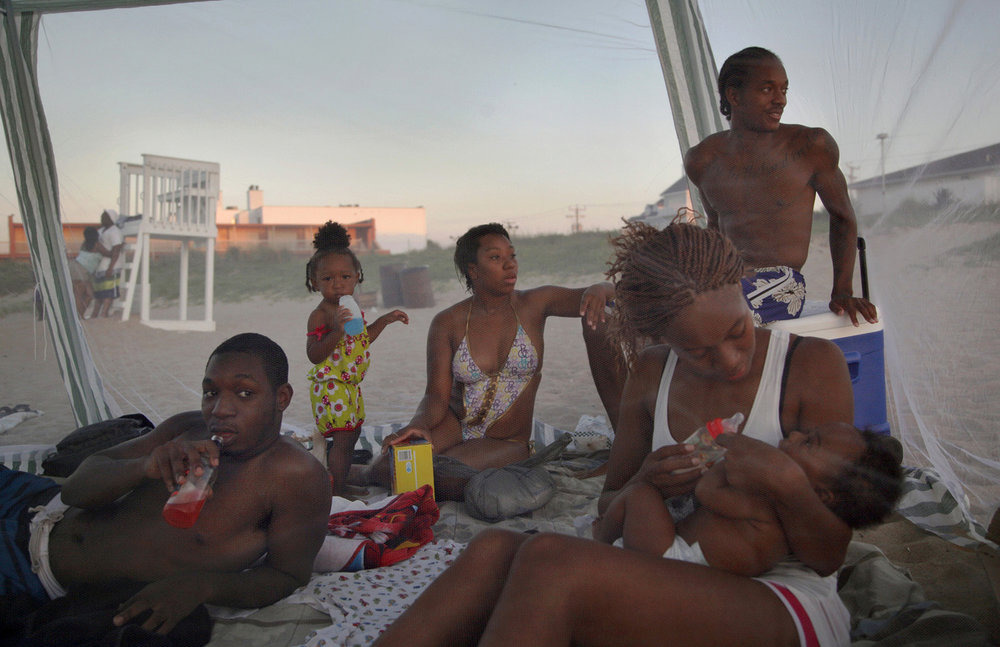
[306,221,408,496]
[368,223,614,501]
[373,217,857,647]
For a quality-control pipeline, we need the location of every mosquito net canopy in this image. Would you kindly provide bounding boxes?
[2,0,997,532]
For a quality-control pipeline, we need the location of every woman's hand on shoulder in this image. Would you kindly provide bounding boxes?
[519,283,609,320]
[580,282,614,330]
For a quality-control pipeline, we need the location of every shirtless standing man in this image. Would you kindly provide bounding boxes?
[0,332,331,636]
[685,46,878,326]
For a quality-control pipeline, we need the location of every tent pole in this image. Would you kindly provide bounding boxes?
[0,5,119,426]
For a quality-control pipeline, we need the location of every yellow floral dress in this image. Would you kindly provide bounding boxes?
[308,323,371,437]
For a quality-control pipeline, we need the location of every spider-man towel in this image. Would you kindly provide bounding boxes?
[319,485,439,572]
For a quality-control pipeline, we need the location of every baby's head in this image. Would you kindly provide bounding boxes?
[780,422,903,529]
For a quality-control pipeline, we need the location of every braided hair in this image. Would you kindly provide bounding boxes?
[718,46,782,120]
[305,221,364,292]
[607,212,744,367]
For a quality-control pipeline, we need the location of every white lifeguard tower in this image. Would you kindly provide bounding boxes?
[117,154,219,331]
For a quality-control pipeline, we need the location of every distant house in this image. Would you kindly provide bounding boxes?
[217,186,427,255]
[850,142,1000,217]
[630,177,692,228]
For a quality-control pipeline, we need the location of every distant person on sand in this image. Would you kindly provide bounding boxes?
[364,223,614,501]
[90,209,124,318]
[684,46,878,326]
[68,226,105,318]
[305,221,409,497]
[593,422,902,576]
[0,333,331,639]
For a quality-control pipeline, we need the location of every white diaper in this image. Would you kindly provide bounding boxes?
[662,535,707,565]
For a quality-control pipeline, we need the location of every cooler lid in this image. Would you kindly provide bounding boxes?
[767,308,883,340]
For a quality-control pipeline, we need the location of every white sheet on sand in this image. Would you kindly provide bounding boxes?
[287,539,465,646]
[0,407,42,434]
[278,460,603,647]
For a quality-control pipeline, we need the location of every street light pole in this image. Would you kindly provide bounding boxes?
[876,133,888,195]
[876,133,888,215]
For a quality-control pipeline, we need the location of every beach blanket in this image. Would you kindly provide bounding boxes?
[270,459,991,647]
[1,419,990,646]
[315,485,439,573]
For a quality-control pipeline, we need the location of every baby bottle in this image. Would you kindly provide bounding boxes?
[682,412,744,467]
[340,295,364,336]
[162,435,222,529]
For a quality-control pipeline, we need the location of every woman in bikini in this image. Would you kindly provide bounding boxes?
[376,222,613,500]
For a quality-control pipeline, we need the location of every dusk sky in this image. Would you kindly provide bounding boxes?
[2,0,997,243]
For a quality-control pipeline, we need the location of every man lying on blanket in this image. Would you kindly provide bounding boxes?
[0,333,331,641]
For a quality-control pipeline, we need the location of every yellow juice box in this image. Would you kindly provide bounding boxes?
[390,440,434,495]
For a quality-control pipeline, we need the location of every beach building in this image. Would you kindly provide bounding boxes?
[629,176,692,228]
[850,141,1000,217]
[2,186,427,259]
[629,142,1000,229]
[216,185,427,255]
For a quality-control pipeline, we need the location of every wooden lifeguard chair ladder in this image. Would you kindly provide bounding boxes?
[117,154,219,331]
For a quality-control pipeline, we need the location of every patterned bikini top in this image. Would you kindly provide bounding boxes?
[451,302,539,439]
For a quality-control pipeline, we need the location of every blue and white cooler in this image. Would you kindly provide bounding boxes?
[770,305,889,434]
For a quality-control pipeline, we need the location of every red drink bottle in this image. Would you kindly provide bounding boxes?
[162,436,221,528]
[680,412,745,468]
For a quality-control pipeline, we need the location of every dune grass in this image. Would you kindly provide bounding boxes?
[6,205,993,315]
[0,229,618,313]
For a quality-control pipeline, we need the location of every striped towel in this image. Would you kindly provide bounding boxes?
[0,444,56,475]
[896,466,996,549]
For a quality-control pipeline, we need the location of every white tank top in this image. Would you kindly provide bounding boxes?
[652,328,791,449]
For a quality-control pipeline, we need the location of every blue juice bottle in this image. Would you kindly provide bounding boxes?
[340,295,364,336]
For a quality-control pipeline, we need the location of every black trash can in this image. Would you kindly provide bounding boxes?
[400,266,435,308]
[379,263,405,308]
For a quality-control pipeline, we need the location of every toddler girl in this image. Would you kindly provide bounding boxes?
[306,221,408,496]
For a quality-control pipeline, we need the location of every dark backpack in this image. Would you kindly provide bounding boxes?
[42,413,154,478]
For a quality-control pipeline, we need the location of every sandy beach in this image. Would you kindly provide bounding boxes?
[1,267,997,640]
[0,276,609,448]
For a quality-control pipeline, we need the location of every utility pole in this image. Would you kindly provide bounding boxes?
[501,220,519,237]
[566,205,585,233]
